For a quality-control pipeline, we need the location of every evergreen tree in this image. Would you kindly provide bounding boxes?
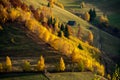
[89,8,96,22]
[47,16,53,26]
[78,44,83,50]
[64,25,70,38]
[58,31,62,37]
[60,24,65,31]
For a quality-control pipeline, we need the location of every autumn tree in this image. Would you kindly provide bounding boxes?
[59,57,65,71]
[6,56,12,72]
[84,12,90,21]
[22,60,31,71]
[99,15,108,23]
[0,5,8,23]
[37,56,45,71]
[80,1,85,8]
[88,31,93,44]
[0,63,3,72]
[9,8,20,22]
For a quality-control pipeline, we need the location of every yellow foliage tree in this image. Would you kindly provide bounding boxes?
[0,25,3,31]
[59,57,65,71]
[80,1,85,8]
[88,31,94,44]
[6,56,12,71]
[99,15,108,23]
[9,8,20,21]
[23,60,31,71]
[84,12,90,21]
[0,63,3,72]
[0,5,8,23]
[37,56,45,71]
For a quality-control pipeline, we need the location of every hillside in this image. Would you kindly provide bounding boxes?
[56,0,120,65]
[0,0,119,80]
[23,0,120,65]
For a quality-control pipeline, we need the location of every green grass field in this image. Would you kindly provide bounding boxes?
[0,73,49,80]
[47,72,107,80]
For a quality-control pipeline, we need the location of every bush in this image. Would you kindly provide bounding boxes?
[22,60,31,71]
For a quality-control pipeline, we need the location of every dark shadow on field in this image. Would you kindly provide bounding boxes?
[0,72,49,80]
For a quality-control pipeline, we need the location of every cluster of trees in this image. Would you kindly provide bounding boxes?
[0,56,66,72]
[83,8,96,22]
[47,0,64,9]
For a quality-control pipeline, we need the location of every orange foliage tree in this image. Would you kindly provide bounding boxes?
[59,57,65,71]
[6,56,12,72]
[84,12,90,21]
[37,56,45,71]
[88,31,94,44]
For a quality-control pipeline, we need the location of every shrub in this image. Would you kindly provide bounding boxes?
[59,57,65,71]
[37,56,45,71]
[6,56,12,72]
[22,60,31,71]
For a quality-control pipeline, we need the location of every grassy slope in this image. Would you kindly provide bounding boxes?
[0,22,71,71]
[0,73,48,80]
[56,0,120,60]
[47,72,107,80]
[23,0,120,58]
[58,0,120,29]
